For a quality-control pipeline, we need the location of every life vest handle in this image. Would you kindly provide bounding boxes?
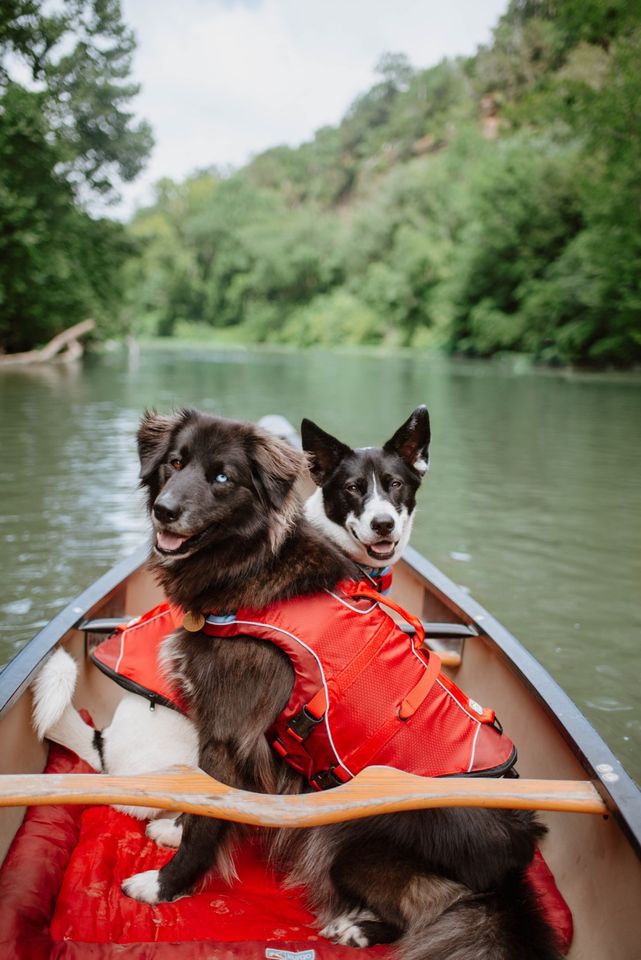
[347,584,426,648]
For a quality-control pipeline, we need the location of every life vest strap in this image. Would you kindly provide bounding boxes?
[399,650,441,720]
[437,670,496,725]
[310,765,351,790]
[358,564,393,595]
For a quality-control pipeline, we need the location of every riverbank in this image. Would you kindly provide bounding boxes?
[126,327,641,382]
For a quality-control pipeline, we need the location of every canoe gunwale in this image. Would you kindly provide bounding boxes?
[402,545,641,858]
[1,540,640,859]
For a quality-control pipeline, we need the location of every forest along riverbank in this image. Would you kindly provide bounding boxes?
[1,346,640,781]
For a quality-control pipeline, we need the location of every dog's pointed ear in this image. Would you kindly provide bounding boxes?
[250,432,305,511]
[383,406,431,477]
[301,418,352,485]
[137,409,190,483]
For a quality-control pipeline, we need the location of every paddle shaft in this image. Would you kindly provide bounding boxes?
[0,765,608,826]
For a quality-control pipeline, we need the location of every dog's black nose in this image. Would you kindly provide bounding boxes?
[370,515,395,536]
[153,500,181,524]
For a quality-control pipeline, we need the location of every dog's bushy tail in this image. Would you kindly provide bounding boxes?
[32,648,102,770]
[400,872,563,960]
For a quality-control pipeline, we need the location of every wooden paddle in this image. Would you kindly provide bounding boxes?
[0,765,608,825]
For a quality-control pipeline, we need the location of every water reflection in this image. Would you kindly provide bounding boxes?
[1,346,640,781]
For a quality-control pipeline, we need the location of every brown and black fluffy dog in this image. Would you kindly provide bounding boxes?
[123,408,562,960]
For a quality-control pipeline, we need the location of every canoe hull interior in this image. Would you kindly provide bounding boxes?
[0,547,640,959]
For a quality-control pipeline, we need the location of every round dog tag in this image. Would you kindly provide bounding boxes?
[183,611,205,632]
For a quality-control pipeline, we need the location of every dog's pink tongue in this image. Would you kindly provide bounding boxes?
[157,531,188,552]
[370,541,394,556]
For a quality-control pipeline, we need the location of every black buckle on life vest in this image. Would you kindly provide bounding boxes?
[311,767,344,791]
[287,706,323,743]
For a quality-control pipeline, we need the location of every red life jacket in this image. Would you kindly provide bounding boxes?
[91,602,188,712]
[202,580,515,788]
[92,582,516,789]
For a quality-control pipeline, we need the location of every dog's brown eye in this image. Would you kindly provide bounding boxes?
[345,483,359,494]
[390,479,402,490]
[170,458,183,471]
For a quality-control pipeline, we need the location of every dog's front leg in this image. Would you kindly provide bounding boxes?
[122,739,238,904]
[123,811,229,904]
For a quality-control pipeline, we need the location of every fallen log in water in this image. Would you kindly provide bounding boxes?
[0,319,95,367]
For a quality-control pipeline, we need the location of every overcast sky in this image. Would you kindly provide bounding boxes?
[116,0,508,217]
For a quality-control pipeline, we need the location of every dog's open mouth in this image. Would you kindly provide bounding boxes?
[155,521,219,556]
[349,527,398,562]
[156,530,191,555]
[366,539,397,561]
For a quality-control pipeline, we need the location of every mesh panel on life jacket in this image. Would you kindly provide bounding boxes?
[370,678,483,776]
[323,626,514,778]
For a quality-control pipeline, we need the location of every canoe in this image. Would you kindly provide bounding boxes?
[0,435,640,957]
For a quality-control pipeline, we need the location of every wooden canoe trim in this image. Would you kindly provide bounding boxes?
[430,650,461,668]
[0,765,608,825]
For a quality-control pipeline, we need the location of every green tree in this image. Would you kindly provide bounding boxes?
[123,2,641,366]
[0,0,151,352]
[447,137,584,357]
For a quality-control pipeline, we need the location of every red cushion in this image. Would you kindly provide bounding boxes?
[525,849,573,954]
[0,741,94,960]
[51,808,321,944]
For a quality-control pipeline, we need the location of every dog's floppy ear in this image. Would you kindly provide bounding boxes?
[250,431,305,511]
[301,418,352,485]
[383,406,431,477]
[137,409,190,483]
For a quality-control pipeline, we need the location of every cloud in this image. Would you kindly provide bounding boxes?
[116,0,507,216]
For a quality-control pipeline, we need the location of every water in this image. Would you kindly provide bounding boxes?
[1,345,640,781]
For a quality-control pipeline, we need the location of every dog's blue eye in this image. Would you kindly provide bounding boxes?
[215,473,229,484]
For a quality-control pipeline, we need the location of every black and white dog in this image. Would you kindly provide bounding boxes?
[302,405,430,570]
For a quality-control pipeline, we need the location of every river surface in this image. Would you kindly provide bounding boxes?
[1,345,640,781]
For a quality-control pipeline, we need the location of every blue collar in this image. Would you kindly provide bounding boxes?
[357,564,393,595]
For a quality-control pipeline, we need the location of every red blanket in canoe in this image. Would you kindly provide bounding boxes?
[0,739,572,959]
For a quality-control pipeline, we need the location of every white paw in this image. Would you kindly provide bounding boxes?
[146,817,183,848]
[320,908,377,947]
[122,869,161,904]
